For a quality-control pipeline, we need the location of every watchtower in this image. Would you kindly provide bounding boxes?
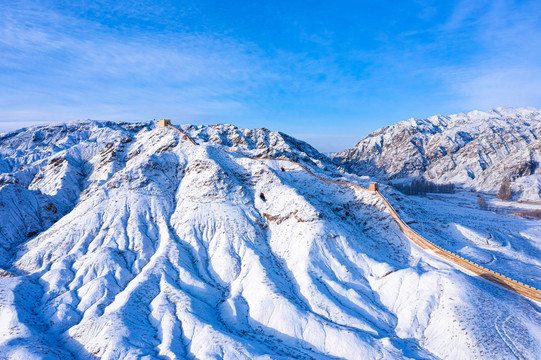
[158,119,171,127]
[369,182,379,192]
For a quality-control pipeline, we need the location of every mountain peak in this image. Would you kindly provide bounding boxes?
[332,107,541,200]
[1,118,540,359]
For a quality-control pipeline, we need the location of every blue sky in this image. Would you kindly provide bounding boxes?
[1,0,540,151]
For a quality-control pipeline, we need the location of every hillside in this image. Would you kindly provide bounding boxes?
[0,120,540,359]
[332,107,541,200]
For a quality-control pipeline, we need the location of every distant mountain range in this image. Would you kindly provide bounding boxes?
[332,107,541,200]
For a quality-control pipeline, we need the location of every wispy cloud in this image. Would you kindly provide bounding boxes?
[0,2,277,123]
[361,0,541,118]
[1,1,540,152]
[0,1,367,133]
[436,0,541,110]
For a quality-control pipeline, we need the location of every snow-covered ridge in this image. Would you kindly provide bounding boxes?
[332,107,541,200]
[0,120,540,359]
[0,120,338,265]
[228,142,541,301]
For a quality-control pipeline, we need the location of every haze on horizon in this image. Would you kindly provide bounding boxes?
[1,0,540,152]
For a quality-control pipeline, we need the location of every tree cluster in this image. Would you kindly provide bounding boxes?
[477,196,488,211]
[511,209,541,219]
[394,179,455,196]
[497,179,512,201]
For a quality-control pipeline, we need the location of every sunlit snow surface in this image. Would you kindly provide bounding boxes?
[0,121,540,359]
[333,107,541,201]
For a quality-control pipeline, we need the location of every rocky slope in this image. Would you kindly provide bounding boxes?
[0,120,540,359]
[332,107,541,200]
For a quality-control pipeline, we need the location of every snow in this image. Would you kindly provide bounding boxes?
[0,120,540,359]
[333,107,541,201]
[387,190,541,289]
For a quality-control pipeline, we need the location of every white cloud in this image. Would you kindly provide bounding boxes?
[411,0,541,112]
[448,66,541,110]
[0,2,280,123]
[0,1,364,131]
[1,0,540,152]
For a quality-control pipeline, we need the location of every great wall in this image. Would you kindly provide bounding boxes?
[159,120,541,303]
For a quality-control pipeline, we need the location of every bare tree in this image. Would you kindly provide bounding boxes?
[477,196,488,210]
[497,179,512,201]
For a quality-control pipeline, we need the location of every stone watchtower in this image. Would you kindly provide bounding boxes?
[369,182,379,192]
[158,119,171,127]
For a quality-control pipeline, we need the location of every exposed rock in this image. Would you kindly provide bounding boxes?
[0,120,539,359]
[333,107,541,200]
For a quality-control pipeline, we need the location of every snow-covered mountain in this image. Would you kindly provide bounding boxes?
[0,120,540,359]
[332,107,541,200]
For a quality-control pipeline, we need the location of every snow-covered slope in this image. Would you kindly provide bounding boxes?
[332,107,541,200]
[0,120,540,359]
